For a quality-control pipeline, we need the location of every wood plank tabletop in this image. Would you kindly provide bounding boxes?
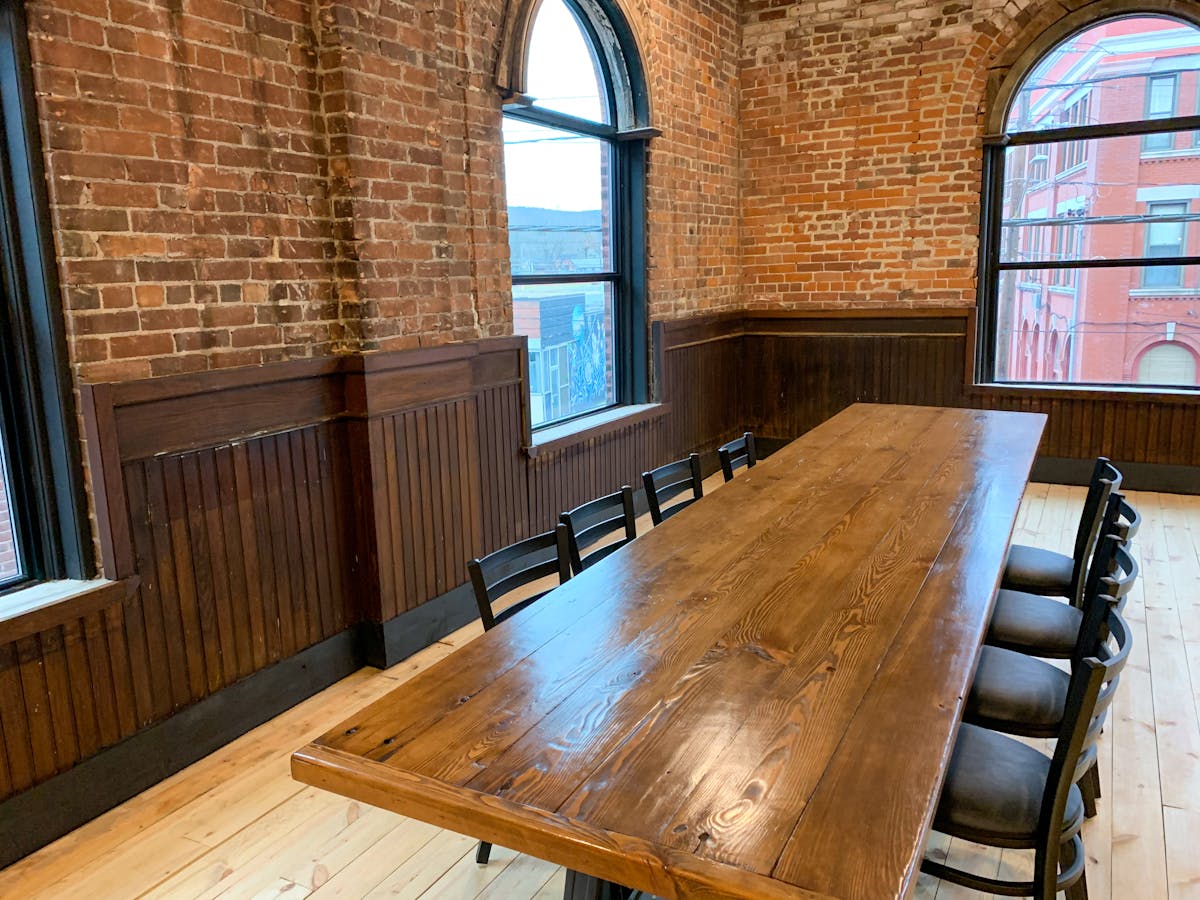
[292,403,1047,900]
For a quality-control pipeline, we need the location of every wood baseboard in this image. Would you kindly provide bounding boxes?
[1032,456,1200,495]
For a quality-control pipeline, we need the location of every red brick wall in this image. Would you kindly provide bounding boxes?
[739,0,1037,309]
[27,0,743,386]
[0,457,16,581]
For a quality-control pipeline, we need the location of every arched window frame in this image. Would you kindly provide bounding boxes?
[496,0,657,434]
[977,4,1200,390]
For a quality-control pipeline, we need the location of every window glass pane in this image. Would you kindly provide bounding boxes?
[993,265,1200,386]
[998,137,1198,264]
[513,282,616,427]
[503,117,612,276]
[525,0,609,123]
[1006,17,1200,133]
[0,433,22,583]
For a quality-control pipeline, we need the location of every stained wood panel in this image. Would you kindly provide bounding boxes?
[123,424,351,721]
[736,309,1200,472]
[26,304,1187,815]
[526,410,668,533]
[371,399,482,621]
[0,595,134,798]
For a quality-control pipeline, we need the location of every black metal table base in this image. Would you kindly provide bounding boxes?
[562,870,643,900]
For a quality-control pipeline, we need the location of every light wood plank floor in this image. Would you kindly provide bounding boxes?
[1,482,1197,899]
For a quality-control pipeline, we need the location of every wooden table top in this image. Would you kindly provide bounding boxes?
[292,403,1046,900]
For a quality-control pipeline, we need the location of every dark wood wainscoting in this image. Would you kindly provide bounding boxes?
[0,324,739,835]
[739,309,1200,480]
[12,306,1189,859]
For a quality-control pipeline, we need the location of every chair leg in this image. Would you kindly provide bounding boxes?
[1060,837,1089,900]
[476,840,492,864]
[1079,763,1099,819]
[1067,866,1089,900]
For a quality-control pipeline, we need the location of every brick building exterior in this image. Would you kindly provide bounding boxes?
[998,17,1200,386]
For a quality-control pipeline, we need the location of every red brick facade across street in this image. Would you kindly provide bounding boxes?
[998,16,1200,387]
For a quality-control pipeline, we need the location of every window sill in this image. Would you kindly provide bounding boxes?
[525,403,667,457]
[1130,287,1199,298]
[0,577,136,645]
[1139,148,1200,161]
[970,381,1200,404]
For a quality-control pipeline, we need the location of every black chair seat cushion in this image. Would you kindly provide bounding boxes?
[933,722,1084,849]
[964,646,1069,738]
[986,589,1083,658]
[1001,543,1074,596]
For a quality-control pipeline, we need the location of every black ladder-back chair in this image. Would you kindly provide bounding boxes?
[717,432,757,483]
[1002,457,1122,606]
[986,490,1139,659]
[467,524,571,632]
[466,525,570,865]
[642,453,703,526]
[967,530,1138,818]
[923,605,1132,899]
[561,486,637,575]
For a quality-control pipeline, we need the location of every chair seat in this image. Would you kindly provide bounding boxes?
[986,588,1083,658]
[965,646,1069,738]
[1001,543,1074,597]
[933,722,1085,849]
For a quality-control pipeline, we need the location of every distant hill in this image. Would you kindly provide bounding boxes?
[508,206,602,230]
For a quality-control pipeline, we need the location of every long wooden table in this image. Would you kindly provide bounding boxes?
[292,403,1046,900]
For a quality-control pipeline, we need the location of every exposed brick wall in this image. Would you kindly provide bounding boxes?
[27,0,743,386]
[739,0,1044,309]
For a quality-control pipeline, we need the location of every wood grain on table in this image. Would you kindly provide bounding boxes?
[293,403,1046,900]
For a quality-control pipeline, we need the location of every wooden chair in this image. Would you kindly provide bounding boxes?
[922,605,1132,899]
[561,486,637,575]
[966,532,1138,821]
[642,453,703,525]
[466,525,570,865]
[717,432,757,482]
[986,492,1139,659]
[467,524,571,631]
[1001,457,1121,606]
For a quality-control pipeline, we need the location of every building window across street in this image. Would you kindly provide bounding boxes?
[980,14,1200,389]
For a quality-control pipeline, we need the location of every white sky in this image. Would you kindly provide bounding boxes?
[503,0,607,213]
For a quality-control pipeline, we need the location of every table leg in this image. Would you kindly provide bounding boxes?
[562,869,639,900]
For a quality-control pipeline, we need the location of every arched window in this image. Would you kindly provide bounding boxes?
[979,13,1200,390]
[1137,342,1198,385]
[500,0,653,429]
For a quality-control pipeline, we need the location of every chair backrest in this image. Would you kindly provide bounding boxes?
[561,485,637,575]
[467,524,571,631]
[1068,458,1123,603]
[642,453,703,526]
[1078,492,1140,610]
[718,432,757,483]
[1074,531,1137,657]
[1037,603,1132,893]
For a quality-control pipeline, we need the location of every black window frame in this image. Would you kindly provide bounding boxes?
[0,0,92,593]
[977,12,1200,389]
[503,0,651,433]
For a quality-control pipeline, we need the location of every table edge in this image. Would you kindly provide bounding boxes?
[291,744,838,900]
